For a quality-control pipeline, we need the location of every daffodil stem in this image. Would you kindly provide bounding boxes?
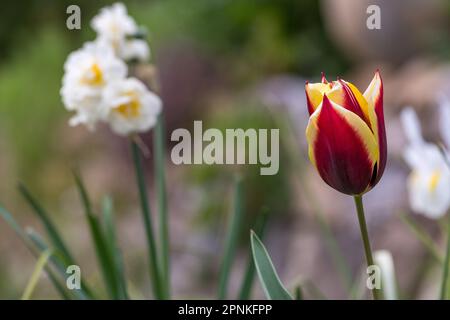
[353,195,380,300]
[130,140,163,299]
[440,213,450,299]
[154,113,170,299]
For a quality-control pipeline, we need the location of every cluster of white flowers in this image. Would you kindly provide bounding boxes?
[401,95,450,219]
[91,3,150,62]
[61,3,161,136]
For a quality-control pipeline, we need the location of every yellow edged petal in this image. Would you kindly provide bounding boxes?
[363,71,383,164]
[305,82,333,111]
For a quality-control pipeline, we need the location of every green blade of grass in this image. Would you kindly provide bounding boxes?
[218,177,245,299]
[17,184,96,299]
[18,183,74,265]
[399,212,443,263]
[290,278,327,300]
[26,229,67,274]
[250,231,292,300]
[21,249,53,300]
[102,196,129,299]
[294,285,303,300]
[314,205,354,295]
[26,228,92,300]
[0,206,72,300]
[238,207,269,300]
[46,267,73,300]
[440,214,450,299]
[130,139,163,299]
[154,113,170,299]
[73,170,120,299]
[0,205,25,236]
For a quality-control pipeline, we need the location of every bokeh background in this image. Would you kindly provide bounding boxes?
[1,0,450,299]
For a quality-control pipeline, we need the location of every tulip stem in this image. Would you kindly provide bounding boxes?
[440,213,450,299]
[353,195,380,300]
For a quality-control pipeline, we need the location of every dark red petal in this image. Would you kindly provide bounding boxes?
[338,80,372,129]
[313,96,374,195]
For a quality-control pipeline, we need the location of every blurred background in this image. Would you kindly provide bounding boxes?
[0,0,450,299]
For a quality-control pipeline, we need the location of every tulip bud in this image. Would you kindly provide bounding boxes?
[305,71,386,195]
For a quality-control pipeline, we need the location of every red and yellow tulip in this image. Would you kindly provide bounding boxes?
[305,71,386,195]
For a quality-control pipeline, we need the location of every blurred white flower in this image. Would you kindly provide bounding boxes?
[119,39,150,61]
[438,93,450,149]
[401,107,450,219]
[91,2,150,62]
[60,41,127,130]
[104,78,162,136]
[374,250,397,300]
[61,3,160,135]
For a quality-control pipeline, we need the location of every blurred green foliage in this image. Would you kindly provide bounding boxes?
[132,0,349,79]
[0,0,348,191]
[0,29,68,179]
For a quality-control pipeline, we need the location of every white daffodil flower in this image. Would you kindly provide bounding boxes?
[103,78,162,136]
[60,41,127,130]
[119,39,150,62]
[91,2,150,62]
[401,107,450,219]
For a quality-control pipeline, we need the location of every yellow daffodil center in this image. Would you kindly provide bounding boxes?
[115,93,141,118]
[428,170,441,192]
[82,63,104,86]
[109,22,119,34]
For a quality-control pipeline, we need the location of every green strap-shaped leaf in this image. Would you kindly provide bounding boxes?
[102,196,129,299]
[21,249,53,300]
[238,207,269,300]
[251,231,292,300]
[218,177,244,299]
[16,185,96,299]
[18,183,75,265]
[400,212,443,263]
[73,170,120,299]
[0,206,73,300]
[440,214,450,300]
[26,228,91,300]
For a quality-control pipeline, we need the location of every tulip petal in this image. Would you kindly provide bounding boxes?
[305,82,333,115]
[321,72,328,84]
[326,80,370,128]
[363,70,386,185]
[344,81,369,112]
[306,95,378,195]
